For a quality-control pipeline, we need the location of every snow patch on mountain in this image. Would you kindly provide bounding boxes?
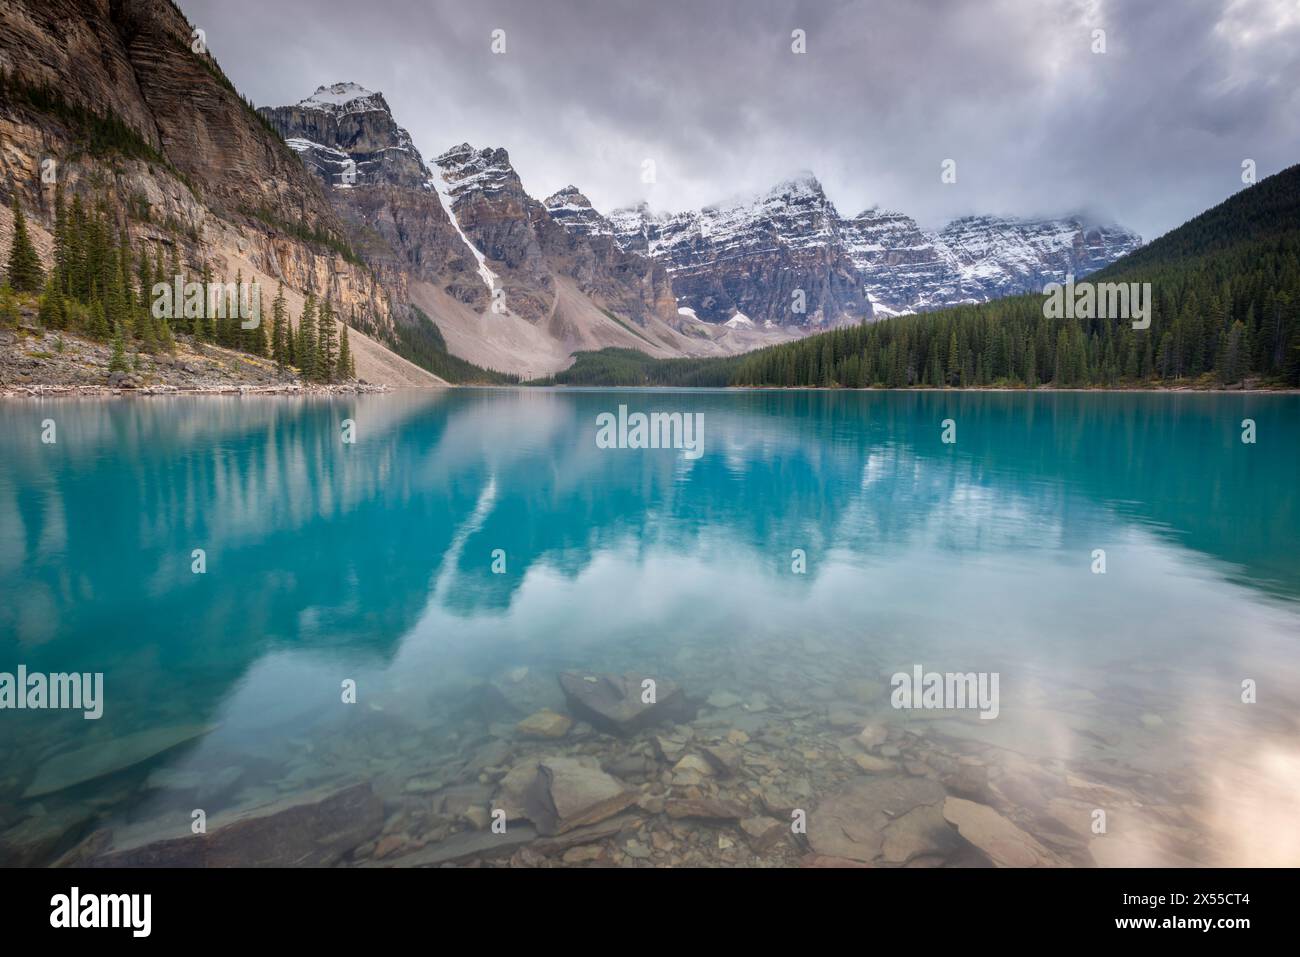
[429,169,499,300]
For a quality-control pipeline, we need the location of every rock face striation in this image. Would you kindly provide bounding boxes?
[0,2,400,345]
[842,208,1143,314]
[258,84,491,313]
[610,173,872,330]
[608,178,1142,325]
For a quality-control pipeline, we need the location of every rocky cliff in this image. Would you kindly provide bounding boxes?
[258,84,490,312]
[608,177,1141,324]
[0,1,402,338]
[610,174,872,330]
[841,208,1143,314]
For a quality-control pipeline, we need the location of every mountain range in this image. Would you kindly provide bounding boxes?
[0,1,1141,384]
[259,81,1141,373]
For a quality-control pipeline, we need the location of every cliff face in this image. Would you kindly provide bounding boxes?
[431,142,677,328]
[542,185,678,326]
[842,208,1144,314]
[258,84,490,313]
[610,178,1143,324]
[0,0,399,339]
[610,175,873,330]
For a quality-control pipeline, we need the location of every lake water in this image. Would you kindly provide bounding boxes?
[1,389,1297,866]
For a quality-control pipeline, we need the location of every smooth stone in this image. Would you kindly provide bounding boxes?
[462,806,492,830]
[24,724,217,798]
[699,744,741,775]
[707,690,743,709]
[828,704,872,730]
[758,777,813,816]
[515,709,573,739]
[857,724,888,750]
[652,729,693,763]
[91,782,382,867]
[880,803,962,864]
[807,776,946,864]
[523,757,636,836]
[0,804,97,866]
[854,753,896,773]
[671,754,714,777]
[740,815,786,851]
[942,796,1058,867]
[558,672,691,736]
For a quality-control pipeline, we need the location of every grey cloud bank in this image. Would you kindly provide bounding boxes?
[181,0,1299,240]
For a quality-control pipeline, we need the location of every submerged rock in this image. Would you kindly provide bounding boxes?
[740,815,787,851]
[664,798,748,821]
[0,804,97,866]
[523,757,636,836]
[515,710,573,739]
[942,796,1058,867]
[880,804,962,864]
[90,782,383,867]
[558,672,691,736]
[807,776,947,865]
[23,724,217,798]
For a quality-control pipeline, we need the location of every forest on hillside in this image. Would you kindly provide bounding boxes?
[544,164,1300,391]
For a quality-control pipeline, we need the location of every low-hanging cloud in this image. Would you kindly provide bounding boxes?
[180,0,1299,239]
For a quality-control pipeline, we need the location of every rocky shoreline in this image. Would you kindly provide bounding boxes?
[1,317,387,398]
[1,381,391,398]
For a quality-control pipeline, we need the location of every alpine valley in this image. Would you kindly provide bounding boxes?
[0,0,1141,388]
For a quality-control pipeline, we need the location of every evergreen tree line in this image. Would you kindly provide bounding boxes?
[539,164,1300,390]
[2,188,356,383]
[729,236,1299,389]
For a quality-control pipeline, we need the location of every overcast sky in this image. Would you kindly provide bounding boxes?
[181,0,1298,240]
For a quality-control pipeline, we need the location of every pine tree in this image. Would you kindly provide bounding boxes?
[5,195,44,293]
[337,322,353,380]
[108,322,129,372]
[317,299,336,383]
[52,186,68,295]
[271,283,288,370]
[297,293,318,378]
[37,276,64,329]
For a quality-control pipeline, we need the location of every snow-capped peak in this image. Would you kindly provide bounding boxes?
[296,82,387,113]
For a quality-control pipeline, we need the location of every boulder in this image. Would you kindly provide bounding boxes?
[90,782,383,867]
[23,724,217,798]
[558,672,691,735]
[807,776,947,865]
[942,796,1059,867]
[523,757,636,836]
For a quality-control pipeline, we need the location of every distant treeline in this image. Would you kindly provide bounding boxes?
[541,162,1300,390]
[386,306,519,385]
[533,348,741,387]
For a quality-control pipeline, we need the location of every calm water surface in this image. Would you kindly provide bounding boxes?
[1,389,1297,866]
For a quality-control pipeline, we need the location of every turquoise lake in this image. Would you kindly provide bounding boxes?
[1,389,1298,866]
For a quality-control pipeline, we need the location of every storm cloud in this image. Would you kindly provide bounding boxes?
[180,0,1299,239]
